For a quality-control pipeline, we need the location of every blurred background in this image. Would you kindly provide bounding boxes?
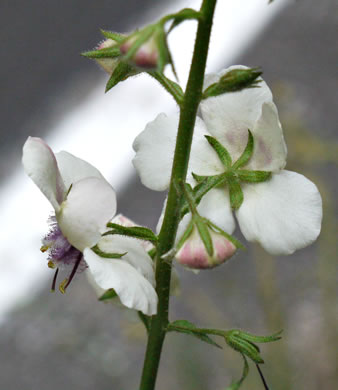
[0,0,337,389]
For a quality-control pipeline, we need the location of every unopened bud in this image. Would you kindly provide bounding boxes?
[95,39,119,74]
[176,226,236,269]
[120,35,159,70]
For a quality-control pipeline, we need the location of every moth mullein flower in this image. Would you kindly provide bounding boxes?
[22,137,157,315]
[133,66,322,256]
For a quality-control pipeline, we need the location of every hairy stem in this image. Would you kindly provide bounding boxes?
[139,0,217,389]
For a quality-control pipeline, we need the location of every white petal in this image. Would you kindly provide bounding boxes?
[22,137,66,211]
[201,66,273,163]
[57,177,116,251]
[55,151,104,192]
[246,102,287,171]
[97,235,155,286]
[237,170,322,255]
[84,248,158,315]
[132,113,178,191]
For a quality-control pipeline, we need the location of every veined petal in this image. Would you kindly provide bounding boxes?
[57,177,116,251]
[132,113,178,191]
[236,170,322,255]
[97,235,155,286]
[55,151,105,192]
[201,66,273,163]
[246,102,287,171]
[84,248,158,315]
[22,137,66,211]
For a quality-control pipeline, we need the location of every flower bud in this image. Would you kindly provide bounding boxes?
[95,39,119,74]
[176,226,236,269]
[120,34,159,70]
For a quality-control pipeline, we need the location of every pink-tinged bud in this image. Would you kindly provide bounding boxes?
[95,39,119,74]
[120,35,158,70]
[176,227,236,270]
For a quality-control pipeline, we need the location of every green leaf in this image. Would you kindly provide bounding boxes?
[168,320,223,349]
[91,245,126,259]
[237,170,271,183]
[227,176,244,210]
[225,354,249,390]
[236,329,283,344]
[100,30,125,43]
[105,62,136,92]
[232,130,254,169]
[205,135,232,168]
[81,47,121,59]
[105,223,158,243]
[99,288,118,301]
[202,68,262,99]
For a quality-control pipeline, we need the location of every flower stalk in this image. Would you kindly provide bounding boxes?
[139,0,217,389]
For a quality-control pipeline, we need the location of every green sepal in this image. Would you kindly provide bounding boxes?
[176,220,194,250]
[100,30,125,43]
[99,288,118,301]
[105,62,136,92]
[191,172,207,183]
[232,130,254,169]
[148,71,184,103]
[91,245,127,259]
[166,8,201,32]
[155,27,171,74]
[206,219,244,249]
[233,329,283,344]
[205,135,232,168]
[168,320,223,349]
[237,170,271,183]
[122,26,155,63]
[81,47,121,59]
[227,176,244,210]
[202,68,262,99]
[195,218,213,256]
[225,334,264,364]
[105,223,158,243]
[225,354,249,390]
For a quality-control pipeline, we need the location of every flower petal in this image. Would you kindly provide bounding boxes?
[57,177,116,251]
[84,248,158,315]
[55,151,104,192]
[236,170,322,255]
[97,235,155,286]
[200,66,274,163]
[247,102,287,171]
[22,137,66,211]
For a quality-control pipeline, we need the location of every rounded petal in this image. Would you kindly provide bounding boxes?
[22,137,66,211]
[200,66,274,163]
[84,248,158,315]
[57,177,116,251]
[246,102,287,171]
[97,235,155,286]
[236,170,322,255]
[132,113,178,191]
[55,151,104,192]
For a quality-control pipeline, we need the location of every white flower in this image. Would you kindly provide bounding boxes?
[133,66,322,256]
[22,137,158,315]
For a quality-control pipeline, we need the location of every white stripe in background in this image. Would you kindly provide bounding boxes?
[0,0,290,322]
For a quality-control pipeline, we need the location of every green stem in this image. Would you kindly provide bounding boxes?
[148,71,184,106]
[139,1,217,389]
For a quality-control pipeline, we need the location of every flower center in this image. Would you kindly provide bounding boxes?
[41,215,87,293]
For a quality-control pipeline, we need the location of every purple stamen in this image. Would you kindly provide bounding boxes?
[63,253,83,291]
[51,268,59,292]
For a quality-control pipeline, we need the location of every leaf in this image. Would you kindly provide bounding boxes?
[232,130,254,169]
[225,354,249,390]
[105,223,158,243]
[237,170,271,183]
[205,135,232,168]
[203,68,262,99]
[237,329,283,344]
[99,288,118,301]
[105,62,136,92]
[168,320,223,349]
